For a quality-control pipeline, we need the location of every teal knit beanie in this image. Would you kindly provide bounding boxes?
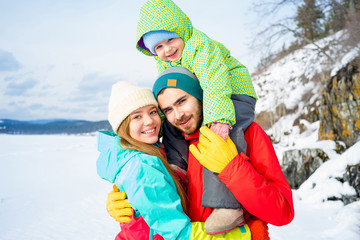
[152,67,203,102]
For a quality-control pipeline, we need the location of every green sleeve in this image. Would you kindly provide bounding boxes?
[191,37,236,126]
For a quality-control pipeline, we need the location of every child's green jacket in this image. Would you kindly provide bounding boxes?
[136,0,257,126]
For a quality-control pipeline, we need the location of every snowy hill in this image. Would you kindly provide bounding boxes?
[253,30,360,145]
[252,31,360,238]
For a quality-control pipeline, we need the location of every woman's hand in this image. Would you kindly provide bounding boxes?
[106,185,133,223]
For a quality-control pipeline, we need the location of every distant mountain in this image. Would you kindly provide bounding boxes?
[26,119,82,124]
[0,119,112,134]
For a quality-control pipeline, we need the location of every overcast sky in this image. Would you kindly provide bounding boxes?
[0,0,294,121]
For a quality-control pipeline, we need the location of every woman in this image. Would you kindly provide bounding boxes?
[96,81,250,239]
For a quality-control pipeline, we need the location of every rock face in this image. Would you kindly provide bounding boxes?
[278,60,360,205]
[341,164,360,204]
[281,148,329,189]
[318,60,360,147]
[326,163,360,205]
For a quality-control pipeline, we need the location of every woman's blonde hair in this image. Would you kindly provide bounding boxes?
[117,116,188,214]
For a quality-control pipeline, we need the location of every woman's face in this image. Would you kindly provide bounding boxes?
[129,104,161,144]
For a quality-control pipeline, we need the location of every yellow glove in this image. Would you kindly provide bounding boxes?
[106,184,133,223]
[189,126,238,173]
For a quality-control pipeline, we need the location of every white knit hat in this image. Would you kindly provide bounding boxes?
[108,81,158,132]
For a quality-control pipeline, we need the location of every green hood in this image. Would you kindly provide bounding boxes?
[136,0,193,56]
[135,0,258,127]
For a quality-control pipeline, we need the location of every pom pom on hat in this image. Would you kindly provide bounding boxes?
[142,30,180,55]
[108,81,158,133]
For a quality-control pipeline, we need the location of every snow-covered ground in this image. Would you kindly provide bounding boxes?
[0,134,119,240]
[0,132,359,239]
[269,123,360,240]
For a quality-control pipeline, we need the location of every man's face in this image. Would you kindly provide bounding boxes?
[157,88,203,135]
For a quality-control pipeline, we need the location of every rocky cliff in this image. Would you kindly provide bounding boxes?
[318,60,360,147]
[279,60,360,203]
[252,31,360,205]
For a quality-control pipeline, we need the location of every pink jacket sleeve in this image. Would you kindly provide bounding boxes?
[218,122,295,226]
[115,210,164,240]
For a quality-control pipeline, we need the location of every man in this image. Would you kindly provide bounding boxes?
[106,67,294,239]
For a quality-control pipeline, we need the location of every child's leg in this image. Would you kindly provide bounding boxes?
[202,162,244,234]
[202,167,243,208]
[202,94,256,234]
[201,127,246,235]
[201,124,247,208]
[202,94,256,207]
[230,94,256,133]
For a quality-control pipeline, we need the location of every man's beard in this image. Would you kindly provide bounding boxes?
[174,102,203,135]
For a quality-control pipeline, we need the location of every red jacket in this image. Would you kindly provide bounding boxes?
[186,122,294,226]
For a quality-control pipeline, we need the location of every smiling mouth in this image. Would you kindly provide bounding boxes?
[167,50,177,58]
[143,128,156,134]
[179,118,191,127]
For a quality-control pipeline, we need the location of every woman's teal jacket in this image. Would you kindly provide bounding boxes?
[96,131,192,239]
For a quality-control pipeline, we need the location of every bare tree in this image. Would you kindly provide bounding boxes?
[251,0,360,70]
[342,6,360,51]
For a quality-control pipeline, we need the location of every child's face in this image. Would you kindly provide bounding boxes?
[154,37,184,62]
[129,104,161,144]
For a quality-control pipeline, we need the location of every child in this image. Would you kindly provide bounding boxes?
[135,0,257,234]
[97,81,251,239]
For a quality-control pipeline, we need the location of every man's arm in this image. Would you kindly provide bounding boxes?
[218,122,295,226]
[189,123,294,226]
